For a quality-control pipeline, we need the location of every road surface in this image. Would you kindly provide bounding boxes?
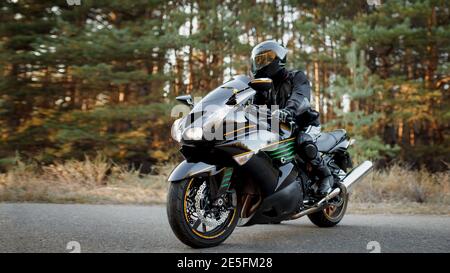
[0,203,449,253]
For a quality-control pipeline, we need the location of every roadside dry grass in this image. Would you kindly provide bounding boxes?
[349,165,449,214]
[0,156,169,204]
[351,165,449,204]
[0,157,448,214]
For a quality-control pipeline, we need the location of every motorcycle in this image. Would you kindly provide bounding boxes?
[167,75,373,248]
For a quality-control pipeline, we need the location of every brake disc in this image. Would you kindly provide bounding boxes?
[194,182,230,228]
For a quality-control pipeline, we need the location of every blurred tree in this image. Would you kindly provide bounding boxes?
[351,0,449,169]
[0,0,448,171]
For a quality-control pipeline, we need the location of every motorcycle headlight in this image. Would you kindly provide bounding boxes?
[171,118,183,142]
[183,127,203,141]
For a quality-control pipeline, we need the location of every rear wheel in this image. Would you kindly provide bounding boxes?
[166,177,239,248]
[308,192,348,227]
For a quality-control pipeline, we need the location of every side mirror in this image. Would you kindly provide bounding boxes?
[249,78,273,93]
[176,94,194,108]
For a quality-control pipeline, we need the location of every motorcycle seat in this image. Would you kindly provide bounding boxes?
[316,129,347,152]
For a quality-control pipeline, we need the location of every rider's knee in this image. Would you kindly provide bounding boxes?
[296,133,318,160]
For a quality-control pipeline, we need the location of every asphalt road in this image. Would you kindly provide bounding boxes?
[0,203,449,253]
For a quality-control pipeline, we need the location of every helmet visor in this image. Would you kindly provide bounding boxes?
[252,50,277,71]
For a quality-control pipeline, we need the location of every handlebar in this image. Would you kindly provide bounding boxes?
[247,104,298,137]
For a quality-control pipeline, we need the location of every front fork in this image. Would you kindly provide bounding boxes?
[209,167,237,209]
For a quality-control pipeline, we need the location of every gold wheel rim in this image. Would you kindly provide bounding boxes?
[324,205,337,217]
[183,178,236,239]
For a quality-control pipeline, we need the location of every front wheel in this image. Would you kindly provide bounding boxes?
[166,177,239,248]
[307,192,349,227]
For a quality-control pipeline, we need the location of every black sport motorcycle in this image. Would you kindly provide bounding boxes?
[167,75,373,248]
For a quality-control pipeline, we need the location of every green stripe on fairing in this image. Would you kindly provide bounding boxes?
[273,154,295,160]
[273,151,296,158]
[265,142,294,151]
[266,142,294,153]
[274,155,295,162]
[269,142,295,151]
[268,146,295,156]
[221,183,230,188]
[270,141,294,149]
[221,168,233,184]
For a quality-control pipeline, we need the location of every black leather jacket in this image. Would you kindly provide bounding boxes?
[268,69,320,128]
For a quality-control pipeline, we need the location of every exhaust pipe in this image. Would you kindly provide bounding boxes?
[291,187,342,219]
[290,160,373,220]
[342,160,373,191]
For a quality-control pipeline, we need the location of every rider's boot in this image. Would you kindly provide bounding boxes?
[311,156,333,198]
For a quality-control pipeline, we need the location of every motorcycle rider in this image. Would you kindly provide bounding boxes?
[251,40,332,197]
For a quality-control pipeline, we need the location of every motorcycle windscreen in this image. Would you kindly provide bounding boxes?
[192,75,251,111]
[181,75,251,131]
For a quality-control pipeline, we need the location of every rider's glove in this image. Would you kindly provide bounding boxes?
[272,108,293,123]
